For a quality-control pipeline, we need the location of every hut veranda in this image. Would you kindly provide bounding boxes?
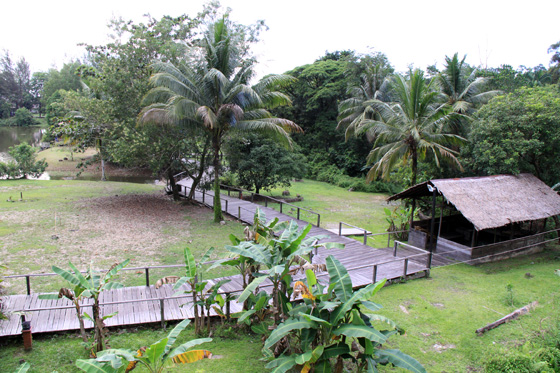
[388,174,560,264]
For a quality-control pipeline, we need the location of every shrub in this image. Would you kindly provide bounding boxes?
[13,108,36,126]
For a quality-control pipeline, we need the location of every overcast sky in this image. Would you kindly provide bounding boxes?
[2,0,559,78]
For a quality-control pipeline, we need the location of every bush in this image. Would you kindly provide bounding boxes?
[485,355,535,373]
[1,142,47,179]
[13,108,36,126]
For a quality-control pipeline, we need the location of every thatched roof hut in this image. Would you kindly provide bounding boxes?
[388,174,560,231]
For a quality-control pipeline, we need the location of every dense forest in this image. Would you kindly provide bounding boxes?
[1,2,560,204]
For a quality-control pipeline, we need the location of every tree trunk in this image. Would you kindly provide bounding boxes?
[92,301,104,353]
[409,151,418,228]
[167,168,180,201]
[212,135,223,222]
[75,303,88,343]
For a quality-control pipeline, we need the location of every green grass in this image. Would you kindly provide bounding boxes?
[0,180,244,293]
[257,179,395,247]
[373,249,560,372]
[0,323,266,372]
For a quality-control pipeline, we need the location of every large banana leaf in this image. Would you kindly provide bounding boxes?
[52,265,82,288]
[326,256,353,302]
[183,247,197,278]
[331,280,386,323]
[264,317,316,349]
[165,319,190,354]
[333,324,387,344]
[198,247,215,267]
[13,362,31,373]
[265,356,297,373]
[237,276,268,303]
[167,338,212,359]
[225,242,272,265]
[103,259,130,281]
[139,337,168,365]
[375,349,426,373]
[75,359,123,373]
[171,349,212,364]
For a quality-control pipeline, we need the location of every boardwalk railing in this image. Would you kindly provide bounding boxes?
[174,178,321,227]
[337,221,407,247]
[219,184,321,227]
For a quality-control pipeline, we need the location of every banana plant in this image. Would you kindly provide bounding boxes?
[171,247,216,335]
[39,260,130,353]
[75,318,212,373]
[230,209,343,324]
[262,256,426,373]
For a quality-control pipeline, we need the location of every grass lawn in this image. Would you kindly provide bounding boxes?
[373,249,560,372]
[2,178,560,372]
[0,179,244,294]
[258,179,397,247]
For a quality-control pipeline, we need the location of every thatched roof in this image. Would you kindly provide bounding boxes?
[388,174,560,231]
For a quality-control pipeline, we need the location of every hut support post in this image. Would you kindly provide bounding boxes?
[437,200,444,239]
[471,226,477,247]
[427,187,437,270]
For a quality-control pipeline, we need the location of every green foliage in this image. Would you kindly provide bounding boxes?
[75,319,212,373]
[0,142,47,179]
[361,69,467,186]
[40,260,130,353]
[172,247,230,336]
[223,133,307,194]
[41,61,83,107]
[262,257,425,372]
[465,86,560,185]
[13,108,35,126]
[141,16,300,222]
[217,208,341,324]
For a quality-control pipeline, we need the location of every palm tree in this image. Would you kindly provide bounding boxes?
[337,57,392,141]
[140,17,301,222]
[437,53,500,115]
[360,69,466,186]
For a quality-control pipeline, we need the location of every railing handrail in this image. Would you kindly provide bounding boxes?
[471,227,560,250]
[218,183,319,219]
[394,240,429,254]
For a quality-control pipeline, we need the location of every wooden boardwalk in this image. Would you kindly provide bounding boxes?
[0,180,449,337]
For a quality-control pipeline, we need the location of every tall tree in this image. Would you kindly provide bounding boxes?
[141,16,301,222]
[0,51,32,112]
[360,69,466,187]
[437,53,500,115]
[337,52,393,140]
[465,86,560,186]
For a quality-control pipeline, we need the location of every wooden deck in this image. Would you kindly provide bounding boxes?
[0,179,450,337]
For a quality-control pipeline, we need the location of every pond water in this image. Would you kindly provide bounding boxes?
[0,126,158,184]
[0,126,45,161]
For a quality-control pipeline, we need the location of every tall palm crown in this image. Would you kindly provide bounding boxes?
[361,69,466,187]
[437,53,500,115]
[141,17,301,222]
[337,59,392,141]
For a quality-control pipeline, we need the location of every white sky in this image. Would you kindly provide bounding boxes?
[2,0,559,78]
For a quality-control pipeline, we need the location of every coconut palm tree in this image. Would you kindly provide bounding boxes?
[337,57,392,141]
[360,69,466,187]
[437,53,500,115]
[140,17,301,222]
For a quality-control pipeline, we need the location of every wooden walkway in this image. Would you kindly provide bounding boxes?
[0,180,449,337]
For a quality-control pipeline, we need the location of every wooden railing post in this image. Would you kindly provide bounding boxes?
[339,222,342,236]
[403,259,409,277]
[265,199,268,207]
[387,232,391,247]
[145,268,150,287]
[160,299,166,329]
[226,296,231,320]
[363,230,367,245]
[317,214,320,227]
[202,189,205,203]
[280,203,283,214]
[393,242,398,257]
[225,200,228,212]
[26,275,31,295]
[372,265,378,284]
[297,208,300,220]
[238,206,241,219]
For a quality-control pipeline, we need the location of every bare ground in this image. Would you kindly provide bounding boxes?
[1,191,228,293]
